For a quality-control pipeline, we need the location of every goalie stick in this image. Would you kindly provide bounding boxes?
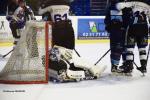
[74,48,110,66]
[146,43,150,66]
[74,49,81,57]
[94,49,111,65]
[0,49,13,58]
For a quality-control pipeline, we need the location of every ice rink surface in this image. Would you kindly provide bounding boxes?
[0,42,150,100]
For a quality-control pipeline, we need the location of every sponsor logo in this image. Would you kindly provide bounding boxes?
[78,18,109,39]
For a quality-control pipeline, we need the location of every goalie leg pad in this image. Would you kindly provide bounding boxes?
[88,65,107,78]
[49,68,85,82]
[74,57,106,78]
[66,69,85,80]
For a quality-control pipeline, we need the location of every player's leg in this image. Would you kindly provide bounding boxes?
[123,29,135,74]
[52,20,82,71]
[9,20,21,45]
[109,29,124,73]
[48,20,85,82]
[136,24,148,73]
[48,46,85,82]
[118,29,128,72]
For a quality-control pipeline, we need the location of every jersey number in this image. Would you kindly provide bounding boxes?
[54,14,67,22]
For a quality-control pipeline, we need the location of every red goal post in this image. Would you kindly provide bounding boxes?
[0,21,51,84]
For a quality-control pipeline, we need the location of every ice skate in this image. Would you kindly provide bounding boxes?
[111,64,117,73]
[137,66,147,76]
[111,64,120,76]
[118,61,133,76]
[110,64,124,76]
[111,62,133,76]
[137,60,147,76]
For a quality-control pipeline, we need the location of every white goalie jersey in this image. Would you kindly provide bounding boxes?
[39,5,70,22]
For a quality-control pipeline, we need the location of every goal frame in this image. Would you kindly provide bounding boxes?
[0,22,50,84]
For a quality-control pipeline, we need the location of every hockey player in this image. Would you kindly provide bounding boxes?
[104,0,126,74]
[6,0,35,45]
[116,1,150,75]
[39,0,106,82]
[6,0,19,45]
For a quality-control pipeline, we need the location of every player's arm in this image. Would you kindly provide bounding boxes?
[38,6,53,21]
[116,2,133,11]
[13,7,25,29]
[6,2,18,22]
[24,6,36,20]
[39,6,52,15]
[104,1,111,33]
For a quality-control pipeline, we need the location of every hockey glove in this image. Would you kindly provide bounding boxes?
[6,16,13,22]
[17,20,25,29]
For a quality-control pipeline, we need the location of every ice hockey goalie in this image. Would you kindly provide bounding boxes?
[39,0,106,82]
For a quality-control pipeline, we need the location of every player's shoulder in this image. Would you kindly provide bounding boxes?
[14,7,23,13]
[26,6,30,9]
[40,0,69,8]
[50,5,70,9]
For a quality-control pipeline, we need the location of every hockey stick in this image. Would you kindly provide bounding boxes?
[74,48,81,57]
[0,49,13,58]
[146,43,150,66]
[94,49,111,65]
[133,62,139,69]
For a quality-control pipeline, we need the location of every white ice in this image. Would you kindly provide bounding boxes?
[0,42,150,100]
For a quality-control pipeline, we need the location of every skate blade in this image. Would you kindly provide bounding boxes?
[137,69,146,77]
[110,72,132,77]
[141,73,146,77]
[124,73,132,76]
[0,54,4,59]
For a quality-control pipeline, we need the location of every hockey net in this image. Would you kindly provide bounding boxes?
[0,21,51,84]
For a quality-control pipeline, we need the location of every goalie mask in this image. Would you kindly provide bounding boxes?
[49,47,61,62]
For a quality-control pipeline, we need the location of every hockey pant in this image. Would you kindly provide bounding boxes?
[52,20,75,50]
[125,24,149,67]
[49,45,105,78]
[9,20,23,45]
[109,25,126,66]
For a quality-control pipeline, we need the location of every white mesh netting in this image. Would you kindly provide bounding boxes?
[0,21,51,84]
